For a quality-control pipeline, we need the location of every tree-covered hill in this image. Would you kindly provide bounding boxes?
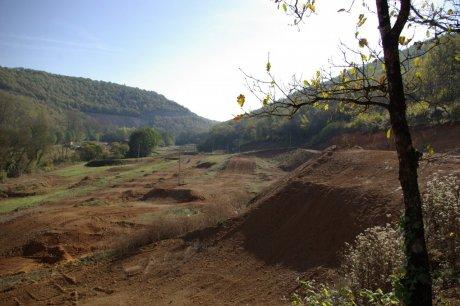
[0,66,215,136]
[197,35,459,152]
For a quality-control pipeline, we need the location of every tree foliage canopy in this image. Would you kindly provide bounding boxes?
[128,127,162,158]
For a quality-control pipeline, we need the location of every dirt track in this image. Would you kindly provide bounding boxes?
[1,148,459,305]
[0,152,282,277]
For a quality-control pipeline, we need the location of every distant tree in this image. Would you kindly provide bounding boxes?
[101,127,133,143]
[159,131,175,146]
[238,1,459,304]
[0,92,54,177]
[0,66,214,137]
[76,142,105,161]
[109,142,129,159]
[128,127,161,157]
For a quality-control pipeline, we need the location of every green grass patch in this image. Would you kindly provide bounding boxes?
[169,207,200,217]
[201,154,232,165]
[54,163,113,178]
[0,159,175,213]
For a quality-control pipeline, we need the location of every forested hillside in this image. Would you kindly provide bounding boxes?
[0,67,214,138]
[197,36,459,152]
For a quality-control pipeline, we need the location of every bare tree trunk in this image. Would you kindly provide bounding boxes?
[376,0,432,304]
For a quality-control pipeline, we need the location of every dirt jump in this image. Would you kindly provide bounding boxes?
[1,148,458,305]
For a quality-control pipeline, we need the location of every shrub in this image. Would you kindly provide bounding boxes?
[422,174,459,272]
[291,279,399,306]
[109,142,129,159]
[76,142,106,161]
[85,159,125,167]
[341,224,404,293]
[294,174,459,305]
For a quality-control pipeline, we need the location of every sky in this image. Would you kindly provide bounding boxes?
[0,0,431,121]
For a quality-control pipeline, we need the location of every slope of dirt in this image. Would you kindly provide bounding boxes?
[223,157,257,174]
[276,148,321,171]
[142,188,205,203]
[1,149,459,305]
[325,122,460,152]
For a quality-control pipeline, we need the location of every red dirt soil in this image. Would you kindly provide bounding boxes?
[326,122,460,152]
[1,149,459,305]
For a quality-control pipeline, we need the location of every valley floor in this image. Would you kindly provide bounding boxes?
[0,147,459,305]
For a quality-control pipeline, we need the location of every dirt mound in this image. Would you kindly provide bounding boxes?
[69,175,97,189]
[22,240,73,264]
[0,180,52,197]
[241,148,293,158]
[238,149,405,269]
[325,122,460,152]
[223,157,256,174]
[187,148,409,272]
[240,182,395,270]
[195,161,216,169]
[277,148,321,171]
[142,188,205,203]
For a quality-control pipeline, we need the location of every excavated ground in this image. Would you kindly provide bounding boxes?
[1,148,459,305]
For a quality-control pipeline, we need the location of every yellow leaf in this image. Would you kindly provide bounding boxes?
[358,38,368,48]
[262,95,270,106]
[237,94,245,107]
[379,75,386,85]
[386,128,392,139]
[426,144,435,156]
[399,36,406,45]
[357,14,367,27]
[266,60,271,72]
[282,3,287,12]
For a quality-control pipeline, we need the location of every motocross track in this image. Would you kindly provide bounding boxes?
[1,148,459,305]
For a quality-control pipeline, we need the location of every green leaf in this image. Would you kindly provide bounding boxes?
[237,94,245,107]
[266,61,271,72]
